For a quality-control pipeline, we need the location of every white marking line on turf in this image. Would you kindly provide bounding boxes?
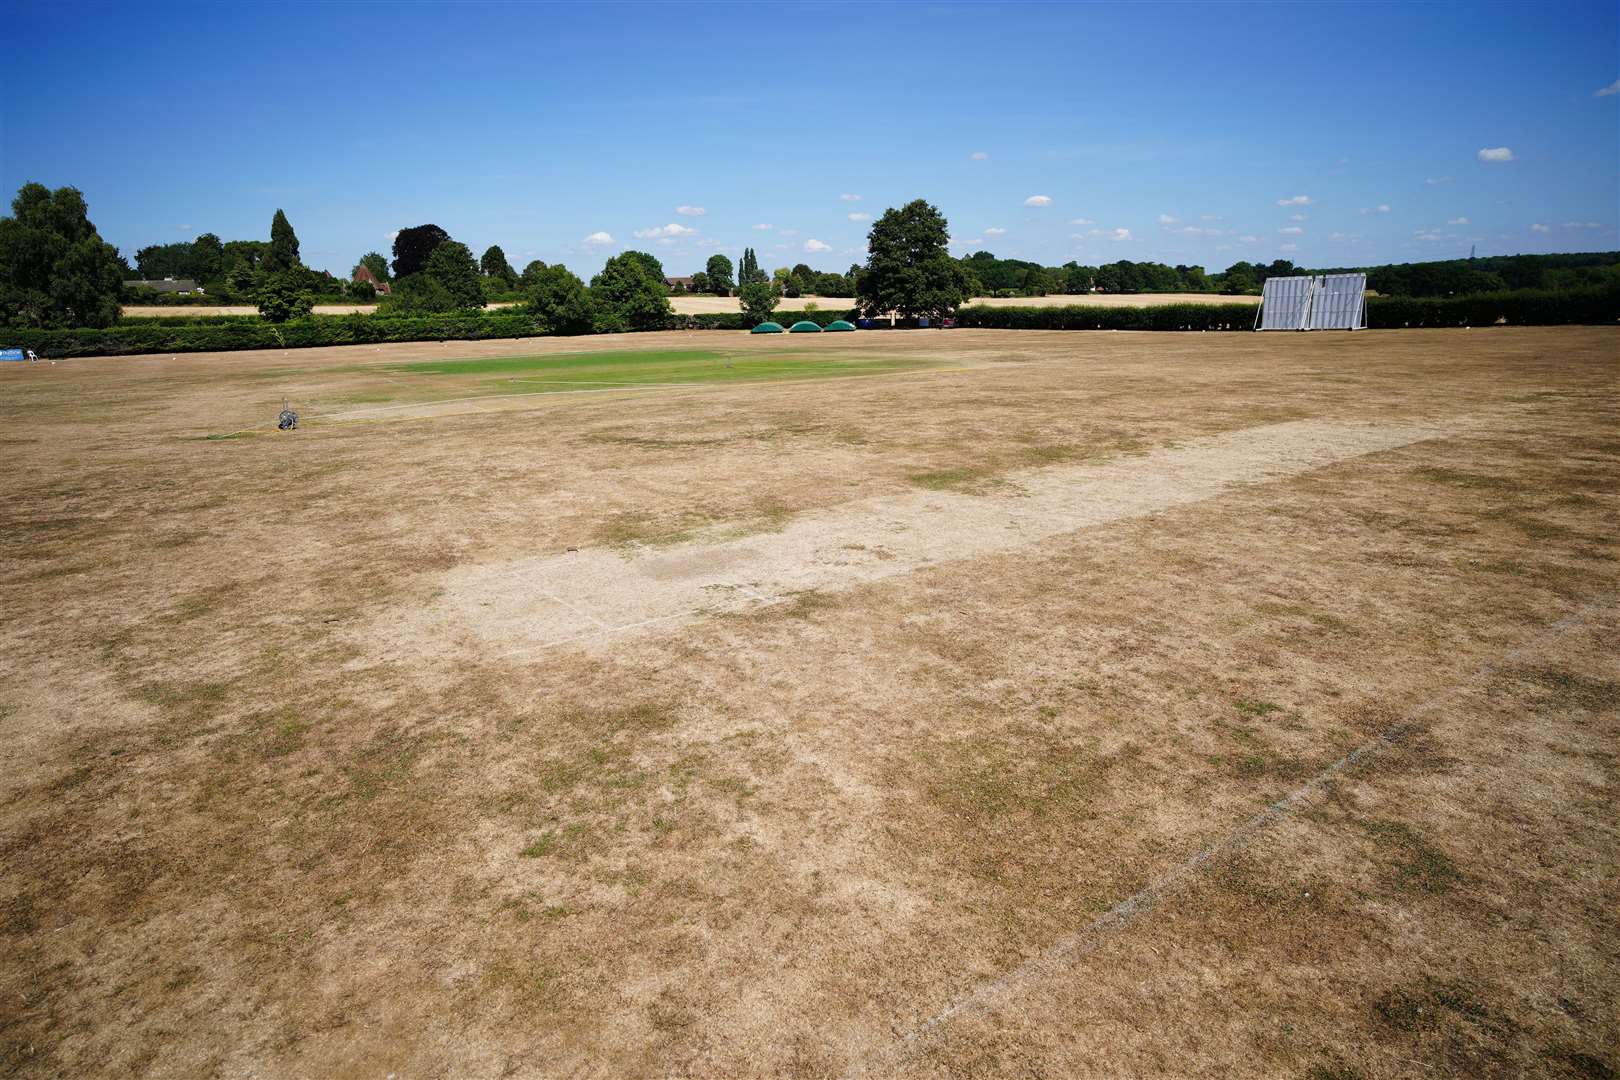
[838,600,1610,1079]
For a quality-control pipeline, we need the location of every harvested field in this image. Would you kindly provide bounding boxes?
[1,327,1616,1078]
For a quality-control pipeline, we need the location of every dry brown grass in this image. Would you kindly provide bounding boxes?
[1,327,1615,1078]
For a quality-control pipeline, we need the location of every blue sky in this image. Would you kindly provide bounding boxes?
[3,0,1616,278]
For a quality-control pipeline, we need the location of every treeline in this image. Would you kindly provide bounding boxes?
[1314,252,1620,298]
[957,251,1280,297]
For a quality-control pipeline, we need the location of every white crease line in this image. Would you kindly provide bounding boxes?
[839,599,1611,1078]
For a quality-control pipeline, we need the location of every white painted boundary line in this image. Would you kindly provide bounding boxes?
[840,599,1610,1078]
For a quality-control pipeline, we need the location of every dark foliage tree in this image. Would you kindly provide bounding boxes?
[480,244,517,284]
[520,259,549,287]
[391,224,450,279]
[525,264,594,335]
[266,209,300,272]
[705,253,734,294]
[856,199,967,319]
[589,251,673,332]
[690,270,710,293]
[255,270,315,323]
[738,247,767,286]
[0,182,126,328]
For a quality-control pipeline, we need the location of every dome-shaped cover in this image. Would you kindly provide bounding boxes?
[788,320,823,333]
[824,320,856,332]
[750,321,785,334]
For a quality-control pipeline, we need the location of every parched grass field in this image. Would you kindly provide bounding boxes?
[1,327,1616,1078]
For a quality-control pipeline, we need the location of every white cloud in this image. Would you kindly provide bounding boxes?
[1448,217,1470,225]
[1561,220,1602,228]
[1477,147,1516,163]
[752,223,773,230]
[803,239,831,253]
[633,222,697,239]
[1157,213,1180,225]
[1414,229,1442,242]
[1024,195,1053,207]
[675,205,707,217]
[1595,79,1620,97]
[1200,213,1223,221]
[1289,213,1307,221]
[1425,176,1453,186]
[1359,204,1392,215]
[1530,223,1551,233]
[1069,217,1095,226]
[1279,226,1304,235]
[1239,234,1261,244]
[1166,225,1225,237]
[970,151,989,160]
[583,231,614,246]
[1328,232,1349,241]
[839,193,862,202]
[984,227,1006,235]
[1103,227,1131,240]
[847,212,870,221]
[388,230,399,242]
[1276,194,1312,206]
[1279,243,1299,252]
[779,228,799,237]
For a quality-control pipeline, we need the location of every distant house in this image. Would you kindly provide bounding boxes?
[352,265,391,295]
[127,277,204,295]
[665,276,695,291]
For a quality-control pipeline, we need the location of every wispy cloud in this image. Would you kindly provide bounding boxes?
[1560,220,1603,228]
[1276,194,1312,206]
[970,150,989,160]
[1477,147,1516,163]
[1359,204,1392,215]
[1084,227,1130,240]
[847,212,870,221]
[1289,213,1307,221]
[839,193,862,202]
[1425,176,1453,186]
[632,223,696,239]
[1157,213,1180,225]
[752,223,773,230]
[675,205,706,216]
[1530,223,1550,232]
[984,227,1006,235]
[1279,226,1304,235]
[1069,217,1094,226]
[1279,243,1298,252]
[1024,194,1053,207]
[1447,217,1470,225]
[1595,78,1620,97]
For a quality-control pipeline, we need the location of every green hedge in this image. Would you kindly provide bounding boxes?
[1365,285,1619,328]
[955,302,1259,331]
[7,312,544,358]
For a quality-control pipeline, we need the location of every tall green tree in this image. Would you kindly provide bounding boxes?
[520,259,549,287]
[525,264,594,335]
[391,224,450,279]
[856,199,967,319]
[266,209,300,272]
[705,254,734,294]
[255,271,315,323]
[0,183,126,328]
[739,281,781,326]
[738,246,767,286]
[480,244,516,284]
[589,251,673,332]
